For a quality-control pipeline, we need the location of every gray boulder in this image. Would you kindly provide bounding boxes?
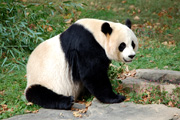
[136,69,180,84]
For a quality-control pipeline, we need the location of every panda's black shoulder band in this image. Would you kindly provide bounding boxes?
[101,22,112,35]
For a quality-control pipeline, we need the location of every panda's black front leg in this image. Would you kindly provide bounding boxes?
[81,73,126,103]
[77,57,126,103]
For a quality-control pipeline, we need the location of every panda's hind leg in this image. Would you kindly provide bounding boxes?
[25,84,74,109]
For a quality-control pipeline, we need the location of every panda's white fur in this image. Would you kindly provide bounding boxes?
[25,18,138,109]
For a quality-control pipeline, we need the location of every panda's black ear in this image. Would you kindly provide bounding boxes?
[101,22,112,35]
[125,19,131,29]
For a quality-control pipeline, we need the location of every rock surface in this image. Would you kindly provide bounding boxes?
[6,99,180,120]
[121,69,180,94]
[136,69,180,84]
[122,77,179,94]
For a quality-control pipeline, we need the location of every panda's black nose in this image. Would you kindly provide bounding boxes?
[129,55,135,59]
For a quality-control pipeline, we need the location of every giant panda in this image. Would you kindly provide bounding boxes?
[25,18,138,110]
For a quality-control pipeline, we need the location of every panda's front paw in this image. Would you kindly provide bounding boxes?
[116,94,126,102]
[98,94,126,103]
[109,94,126,103]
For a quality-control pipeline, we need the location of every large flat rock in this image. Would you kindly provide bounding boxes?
[6,99,180,120]
[87,99,180,120]
[122,77,179,93]
[136,69,180,84]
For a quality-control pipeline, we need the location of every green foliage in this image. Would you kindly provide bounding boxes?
[0,1,56,72]
[108,61,123,80]
[0,0,84,73]
[108,61,124,93]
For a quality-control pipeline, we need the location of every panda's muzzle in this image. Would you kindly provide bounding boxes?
[124,54,135,62]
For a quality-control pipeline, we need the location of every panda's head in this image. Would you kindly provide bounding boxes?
[76,19,138,63]
[101,19,138,63]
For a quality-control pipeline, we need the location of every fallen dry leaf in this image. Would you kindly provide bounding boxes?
[42,25,53,32]
[65,18,73,24]
[26,12,30,16]
[122,0,127,3]
[32,109,39,113]
[129,5,135,9]
[21,0,27,2]
[25,109,39,113]
[25,110,31,113]
[162,40,176,47]
[106,5,111,10]
[134,16,140,20]
[85,102,92,108]
[138,9,141,13]
[149,60,154,63]
[124,97,130,102]
[47,26,53,32]
[168,101,174,107]
[79,108,88,114]
[130,69,136,77]
[118,68,137,80]
[0,104,10,114]
[24,74,27,78]
[71,107,80,111]
[0,90,5,95]
[162,41,168,45]
[29,24,36,29]
[90,2,94,5]
[73,111,82,118]
[26,102,33,106]
[163,66,169,69]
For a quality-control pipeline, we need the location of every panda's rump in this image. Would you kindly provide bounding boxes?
[26,35,82,99]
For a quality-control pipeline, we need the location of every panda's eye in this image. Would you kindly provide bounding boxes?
[132,41,135,49]
[119,42,126,52]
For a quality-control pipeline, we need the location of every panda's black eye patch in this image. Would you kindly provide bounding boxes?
[132,41,135,49]
[119,42,126,52]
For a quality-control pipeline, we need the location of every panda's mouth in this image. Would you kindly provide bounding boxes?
[123,58,132,63]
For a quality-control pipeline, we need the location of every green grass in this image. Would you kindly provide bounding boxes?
[0,70,40,119]
[128,40,180,71]
[0,0,180,119]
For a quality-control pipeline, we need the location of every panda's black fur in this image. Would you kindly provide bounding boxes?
[25,18,138,110]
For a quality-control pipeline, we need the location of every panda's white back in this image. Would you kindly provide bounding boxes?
[26,35,82,99]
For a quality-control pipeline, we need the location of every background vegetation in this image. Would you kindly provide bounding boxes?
[0,0,179,119]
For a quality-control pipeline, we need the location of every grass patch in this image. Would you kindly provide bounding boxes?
[128,40,180,71]
[0,69,40,119]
